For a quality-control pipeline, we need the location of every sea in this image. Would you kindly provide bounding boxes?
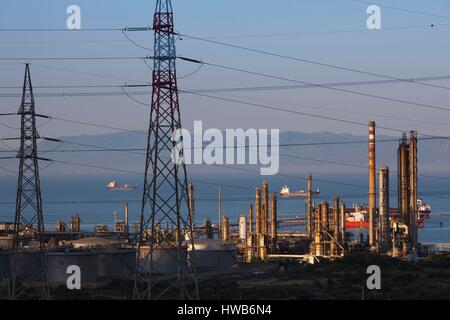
[0,172,449,244]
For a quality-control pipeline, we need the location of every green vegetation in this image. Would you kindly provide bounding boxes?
[1,253,450,299]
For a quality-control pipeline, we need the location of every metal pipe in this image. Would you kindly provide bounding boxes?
[368,121,376,247]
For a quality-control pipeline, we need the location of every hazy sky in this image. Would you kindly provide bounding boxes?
[1,0,450,139]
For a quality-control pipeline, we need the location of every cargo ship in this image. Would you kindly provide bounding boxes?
[279,185,320,198]
[345,207,369,229]
[345,199,431,229]
[106,180,138,191]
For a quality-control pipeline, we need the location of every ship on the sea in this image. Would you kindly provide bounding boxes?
[106,180,138,191]
[345,199,432,229]
[279,185,320,198]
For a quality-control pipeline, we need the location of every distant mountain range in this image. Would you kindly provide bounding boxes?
[5,130,448,175]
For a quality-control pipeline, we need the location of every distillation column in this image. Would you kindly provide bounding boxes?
[398,133,409,226]
[340,202,346,252]
[306,174,314,238]
[332,197,340,256]
[270,192,277,251]
[321,201,329,255]
[409,131,418,250]
[379,166,390,253]
[255,188,261,236]
[368,121,376,247]
[262,180,269,236]
[314,204,323,256]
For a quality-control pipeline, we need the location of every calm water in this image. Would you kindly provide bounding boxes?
[0,172,449,243]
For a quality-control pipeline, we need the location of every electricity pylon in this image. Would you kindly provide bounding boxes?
[9,64,50,300]
[134,0,198,300]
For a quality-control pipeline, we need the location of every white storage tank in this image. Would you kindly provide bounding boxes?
[188,239,237,269]
[138,245,187,274]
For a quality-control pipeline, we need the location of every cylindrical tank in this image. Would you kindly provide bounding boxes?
[187,239,236,269]
[97,249,136,279]
[0,251,11,279]
[239,215,247,242]
[138,246,187,274]
[46,249,98,285]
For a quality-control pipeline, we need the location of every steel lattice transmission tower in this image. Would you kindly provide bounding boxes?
[134,0,198,300]
[9,64,50,300]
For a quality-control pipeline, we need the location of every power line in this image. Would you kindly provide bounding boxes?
[2,74,450,92]
[0,56,155,61]
[179,89,422,135]
[200,91,450,129]
[176,35,450,92]
[0,27,151,32]
[344,0,450,20]
[186,59,450,113]
[199,23,450,39]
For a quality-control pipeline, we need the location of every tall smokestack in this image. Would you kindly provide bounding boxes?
[306,174,313,238]
[368,121,376,247]
[262,180,269,235]
[409,131,418,248]
[255,187,261,235]
[379,166,390,253]
[270,192,277,243]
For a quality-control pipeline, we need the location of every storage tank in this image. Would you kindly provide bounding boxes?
[0,235,13,249]
[138,246,187,274]
[0,251,11,280]
[187,239,236,269]
[69,237,124,249]
[97,249,136,279]
[46,249,98,286]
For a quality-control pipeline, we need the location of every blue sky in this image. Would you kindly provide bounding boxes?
[1,0,450,139]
